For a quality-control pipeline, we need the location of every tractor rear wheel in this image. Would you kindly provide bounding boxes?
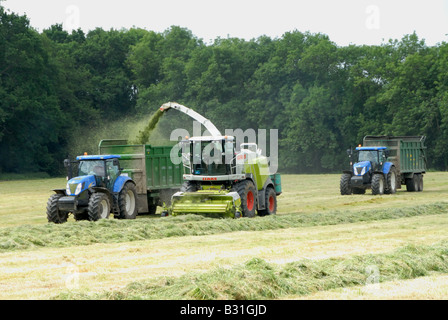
[258,187,277,216]
[87,192,111,221]
[118,182,138,219]
[385,166,397,194]
[46,194,68,224]
[233,180,257,218]
[371,174,385,195]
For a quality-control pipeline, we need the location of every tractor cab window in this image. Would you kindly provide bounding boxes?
[106,159,119,189]
[79,160,105,177]
[358,151,378,163]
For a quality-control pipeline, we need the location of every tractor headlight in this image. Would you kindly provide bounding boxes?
[74,182,83,195]
[66,183,71,195]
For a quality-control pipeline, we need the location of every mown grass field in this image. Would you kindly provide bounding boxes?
[0,173,448,300]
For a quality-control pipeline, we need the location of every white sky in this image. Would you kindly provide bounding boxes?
[3,0,448,46]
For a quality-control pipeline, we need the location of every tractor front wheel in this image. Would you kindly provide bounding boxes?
[340,173,352,195]
[46,194,69,224]
[87,192,111,221]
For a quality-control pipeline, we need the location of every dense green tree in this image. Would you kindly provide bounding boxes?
[2,4,448,175]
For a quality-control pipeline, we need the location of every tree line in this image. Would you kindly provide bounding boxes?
[1,6,447,176]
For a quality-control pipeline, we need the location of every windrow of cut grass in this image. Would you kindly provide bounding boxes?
[56,240,448,300]
[1,202,448,252]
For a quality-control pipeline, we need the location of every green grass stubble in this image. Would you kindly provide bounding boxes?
[1,202,448,252]
[56,240,448,300]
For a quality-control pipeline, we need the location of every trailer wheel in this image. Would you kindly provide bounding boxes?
[46,194,68,224]
[87,192,111,221]
[406,175,419,192]
[118,182,138,219]
[233,180,257,218]
[340,173,352,195]
[385,166,397,194]
[258,187,277,216]
[371,174,384,195]
[416,174,424,192]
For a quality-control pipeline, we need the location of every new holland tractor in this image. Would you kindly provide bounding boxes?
[340,135,427,195]
[159,102,282,218]
[46,154,139,223]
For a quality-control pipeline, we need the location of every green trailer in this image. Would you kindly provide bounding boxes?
[99,139,183,215]
[363,135,427,191]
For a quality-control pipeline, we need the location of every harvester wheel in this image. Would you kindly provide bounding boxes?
[180,181,198,192]
[234,180,257,218]
[46,194,68,224]
[371,173,384,195]
[340,173,352,195]
[258,187,277,216]
[385,166,397,194]
[118,182,138,219]
[87,192,111,221]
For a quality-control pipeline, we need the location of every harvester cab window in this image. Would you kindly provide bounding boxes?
[192,141,203,174]
[225,140,234,166]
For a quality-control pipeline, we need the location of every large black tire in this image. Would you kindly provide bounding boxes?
[87,192,111,221]
[258,187,277,216]
[180,181,198,192]
[46,194,68,224]
[371,173,385,195]
[406,175,419,192]
[233,180,257,218]
[385,166,397,194]
[118,182,138,219]
[340,173,352,195]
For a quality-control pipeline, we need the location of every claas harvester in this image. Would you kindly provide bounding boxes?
[159,102,282,218]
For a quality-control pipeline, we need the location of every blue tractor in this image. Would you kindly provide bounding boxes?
[46,154,138,223]
[340,146,397,195]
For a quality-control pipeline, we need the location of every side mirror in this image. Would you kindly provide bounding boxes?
[113,159,120,166]
[384,150,390,158]
[346,148,353,156]
[63,159,70,168]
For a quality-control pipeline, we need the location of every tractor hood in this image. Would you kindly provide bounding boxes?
[66,175,96,196]
[353,161,371,176]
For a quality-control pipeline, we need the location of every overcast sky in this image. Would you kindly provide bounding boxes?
[3,0,448,46]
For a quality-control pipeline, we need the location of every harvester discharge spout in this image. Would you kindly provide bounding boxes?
[160,102,222,137]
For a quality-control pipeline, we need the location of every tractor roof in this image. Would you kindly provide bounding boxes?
[76,155,121,161]
[356,147,387,151]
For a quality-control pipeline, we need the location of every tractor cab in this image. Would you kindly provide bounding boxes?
[352,147,389,176]
[64,155,121,196]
